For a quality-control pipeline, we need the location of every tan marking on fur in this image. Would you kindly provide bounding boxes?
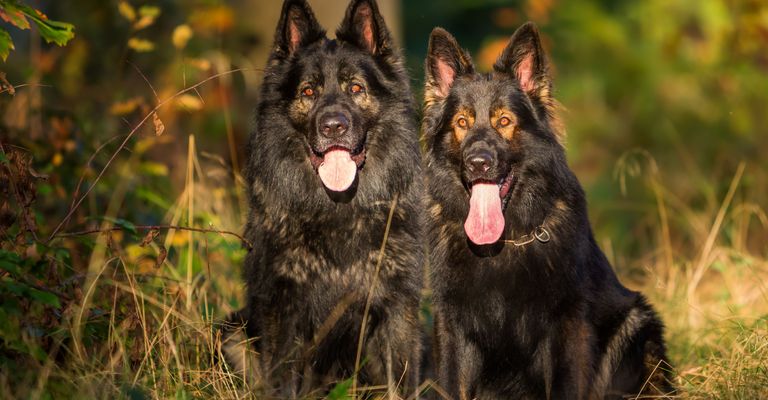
[452,107,474,143]
[429,203,443,219]
[423,82,444,110]
[527,78,566,145]
[289,84,316,123]
[345,79,380,116]
[593,307,649,398]
[490,107,518,140]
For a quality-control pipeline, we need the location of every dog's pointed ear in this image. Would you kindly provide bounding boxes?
[336,0,392,56]
[494,22,551,103]
[425,28,474,101]
[272,0,325,59]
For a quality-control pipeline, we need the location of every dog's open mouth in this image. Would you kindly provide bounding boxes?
[464,174,515,245]
[309,146,366,192]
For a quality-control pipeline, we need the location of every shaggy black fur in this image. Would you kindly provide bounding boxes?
[422,23,674,399]
[224,0,423,397]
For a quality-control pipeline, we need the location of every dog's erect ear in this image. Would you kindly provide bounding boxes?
[337,0,392,56]
[494,22,551,103]
[425,28,474,101]
[272,0,325,59]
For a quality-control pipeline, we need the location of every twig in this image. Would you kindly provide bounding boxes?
[54,224,252,250]
[0,82,53,95]
[46,68,251,242]
[128,61,159,101]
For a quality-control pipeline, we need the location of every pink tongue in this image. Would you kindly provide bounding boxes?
[318,149,357,192]
[464,183,505,245]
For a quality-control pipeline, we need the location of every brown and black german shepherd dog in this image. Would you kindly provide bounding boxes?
[422,23,674,399]
[222,0,423,398]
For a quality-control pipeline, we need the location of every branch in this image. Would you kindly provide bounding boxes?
[55,224,252,250]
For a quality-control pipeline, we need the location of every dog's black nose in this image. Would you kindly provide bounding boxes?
[319,113,349,137]
[466,151,493,174]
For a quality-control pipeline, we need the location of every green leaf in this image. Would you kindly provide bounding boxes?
[0,249,22,275]
[327,377,354,400]
[0,27,12,61]
[138,161,168,177]
[37,183,53,195]
[3,280,26,296]
[135,188,171,209]
[29,18,75,46]
[0,5,31,30]
[27,288,61,308]
[13,4,75,46]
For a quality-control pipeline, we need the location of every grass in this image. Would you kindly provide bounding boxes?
[1,89,766,400]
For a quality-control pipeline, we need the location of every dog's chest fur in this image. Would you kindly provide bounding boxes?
[251,201,418,297]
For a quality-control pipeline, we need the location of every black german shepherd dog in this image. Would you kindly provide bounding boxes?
[222,0,423,397]
[422,24,674,399]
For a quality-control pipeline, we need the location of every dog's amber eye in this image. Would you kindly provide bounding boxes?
[498,117,512,128]
[350,83,365,94]
[301,87,315,97]
[457,116,468,129]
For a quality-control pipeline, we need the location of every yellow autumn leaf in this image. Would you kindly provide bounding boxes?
[139,162,169,177]
[190,5,234,32]
[125,243,151,262]
[134,137,155,154]
[186,58,211,71]
[110,97,144,115]
[138,5,161,18]
[172,24,193,49]
[175,94,203,111]
[109,230,124,243]
[133,15,156,30]
[171,233,188,247]
[118,1,136,22]
[127,37,155,52]
[52,152,63,166]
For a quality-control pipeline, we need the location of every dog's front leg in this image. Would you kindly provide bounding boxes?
[385,327,422,400]
[259,310,302,398]
[434,312,479,400]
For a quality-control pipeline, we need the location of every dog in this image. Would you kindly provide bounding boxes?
[421,23,674,399]
[222,0,423,397]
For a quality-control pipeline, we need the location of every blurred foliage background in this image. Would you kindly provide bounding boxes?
[0,0,767,398]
